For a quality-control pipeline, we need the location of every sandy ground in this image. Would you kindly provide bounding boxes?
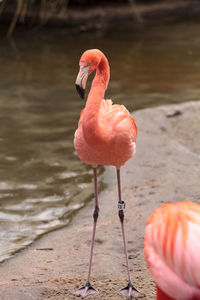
[0,101,199,300]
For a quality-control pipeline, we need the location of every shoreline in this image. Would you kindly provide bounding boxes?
[0,101,199,300]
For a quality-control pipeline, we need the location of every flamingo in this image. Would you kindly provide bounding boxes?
[144,201,200,300]
[74,49,138,298]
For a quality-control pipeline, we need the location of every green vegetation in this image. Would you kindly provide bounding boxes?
[0,0,70,36]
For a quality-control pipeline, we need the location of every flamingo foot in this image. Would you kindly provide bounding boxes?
[117,281,139,298]
[74,281,99,298]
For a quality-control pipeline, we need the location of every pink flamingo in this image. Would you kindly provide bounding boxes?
[74,49,138,298]
[144,201,200,300]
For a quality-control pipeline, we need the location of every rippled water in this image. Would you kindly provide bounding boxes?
[1,20,200,262]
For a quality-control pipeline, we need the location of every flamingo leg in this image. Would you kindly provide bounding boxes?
[74,167,99,298]
[116,168,139,298]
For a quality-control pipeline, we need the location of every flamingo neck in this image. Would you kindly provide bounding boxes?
[83,54,110,148]
[156,286,175,300]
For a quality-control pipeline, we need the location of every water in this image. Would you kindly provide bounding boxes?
[1,20,200,262]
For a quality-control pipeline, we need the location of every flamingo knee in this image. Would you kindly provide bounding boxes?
[93,206,99,223]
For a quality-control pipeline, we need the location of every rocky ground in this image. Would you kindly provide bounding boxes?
[1,0,200,35]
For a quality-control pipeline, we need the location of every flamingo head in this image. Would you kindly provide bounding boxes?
[75,49,104,99]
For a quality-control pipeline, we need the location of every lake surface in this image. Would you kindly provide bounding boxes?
[0,20,200,262]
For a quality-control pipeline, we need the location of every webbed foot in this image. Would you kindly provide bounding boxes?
[117,281,139,298]
[74,281,99,298]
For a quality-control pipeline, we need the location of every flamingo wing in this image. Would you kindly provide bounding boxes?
[99,99,137,141]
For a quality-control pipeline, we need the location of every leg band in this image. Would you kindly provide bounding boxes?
[118,201,126,211]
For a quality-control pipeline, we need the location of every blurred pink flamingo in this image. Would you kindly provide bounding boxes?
[144,201,200,300]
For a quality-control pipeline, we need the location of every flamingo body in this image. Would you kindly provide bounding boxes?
[74,49,137,169]
[144,201,200,300]
[74,99,137,168]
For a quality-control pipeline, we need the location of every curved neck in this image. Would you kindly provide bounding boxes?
[83,54,110,148]
[157,286,175,300]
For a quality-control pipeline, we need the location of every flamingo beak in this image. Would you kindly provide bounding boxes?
[75,65,90,99]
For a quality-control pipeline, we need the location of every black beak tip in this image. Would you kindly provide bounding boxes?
[76,84,85,99]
